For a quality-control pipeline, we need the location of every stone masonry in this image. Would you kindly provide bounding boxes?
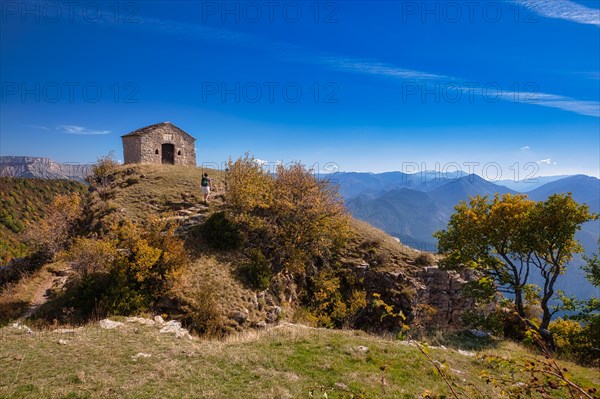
[121,122,196,166]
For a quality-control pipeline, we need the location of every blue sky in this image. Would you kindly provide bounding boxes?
[1,0,599,178]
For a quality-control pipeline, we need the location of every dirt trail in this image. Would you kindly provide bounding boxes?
[18,271,67,320]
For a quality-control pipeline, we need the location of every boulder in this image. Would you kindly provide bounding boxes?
[126,317,155,326]
[228,310,248,325]
[99,319,124,329]
[159,320,192,339]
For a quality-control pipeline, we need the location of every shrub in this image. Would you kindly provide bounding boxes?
[550,317,599,365]
[62,218,188,317]
[307,270,367,328]
[86,152,119,186]
[25,193,83,260]
[201,211,242,251]
[239,249,272,291]
[65,236,117,277]
[414,252,435,266]
[226,155,351,276]
[180,281,225,337]
[106,219,188,314]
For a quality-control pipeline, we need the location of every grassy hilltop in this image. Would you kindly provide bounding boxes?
[1,161,598,398]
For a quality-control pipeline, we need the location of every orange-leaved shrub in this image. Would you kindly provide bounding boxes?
[64,217,188,316]
[26,192,83,260]
[226,154,351,276]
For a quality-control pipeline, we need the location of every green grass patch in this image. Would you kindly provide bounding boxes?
[1,322,598,398]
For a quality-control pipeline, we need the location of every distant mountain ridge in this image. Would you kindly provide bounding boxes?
[494,175,570,192]
[345,173,519,250]
[0,156,92,182]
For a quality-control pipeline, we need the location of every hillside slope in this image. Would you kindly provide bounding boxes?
[0,177,87,264]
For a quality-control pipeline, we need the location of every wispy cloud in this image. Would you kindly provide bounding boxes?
[30,124,111,135]
[537,158,557,165]
[317,57,447,81]
[26,124,51,131]
[56,125,111,135]
[515,0,600,27]
[521,145,530,151]
[498,91,600,117]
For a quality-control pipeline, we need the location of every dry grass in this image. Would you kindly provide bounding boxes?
[346,219,424,272]
[1,321,598,399]
[105,164,227,221]
[171,254,272,335]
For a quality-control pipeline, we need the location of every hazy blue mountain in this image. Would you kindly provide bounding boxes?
[428,174,516,210]
[527,175,600,204]
[347,188,450,251]
[0,156,91,182]
[494,175,571,192]
[327,170,468,199]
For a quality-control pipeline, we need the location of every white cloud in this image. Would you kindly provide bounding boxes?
[499,91,600,117]
[537,158,552,165]
[521,145,530,151]
[317,57,447,81]
[57,125,111,135]
[515,0,600,27]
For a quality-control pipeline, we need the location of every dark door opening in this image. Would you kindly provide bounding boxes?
[161,143,175,165]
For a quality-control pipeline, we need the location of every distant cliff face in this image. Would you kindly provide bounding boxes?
[0,156,92,182]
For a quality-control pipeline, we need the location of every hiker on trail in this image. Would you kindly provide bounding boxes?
[201,173,212,203]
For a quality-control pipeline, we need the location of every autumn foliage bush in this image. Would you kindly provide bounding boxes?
[64,218,188,316]
[226,155,351,276]
[26,192,83,261]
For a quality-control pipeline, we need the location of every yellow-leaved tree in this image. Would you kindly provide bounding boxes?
[435,192,596,348]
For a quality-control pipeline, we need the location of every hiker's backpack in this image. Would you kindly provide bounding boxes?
[201,176,209,187]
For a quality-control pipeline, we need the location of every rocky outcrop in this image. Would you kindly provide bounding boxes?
[347,262,478,331]
[0,156,92,182]
[415,266,478,328]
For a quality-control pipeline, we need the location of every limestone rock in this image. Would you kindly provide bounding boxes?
[11,322,33,334]
[53,328,77,334]
[131,352,152,360]
[126,317,155,326]
[228,310,248,325]
[99,319,124,329]
[159,320,192,339]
